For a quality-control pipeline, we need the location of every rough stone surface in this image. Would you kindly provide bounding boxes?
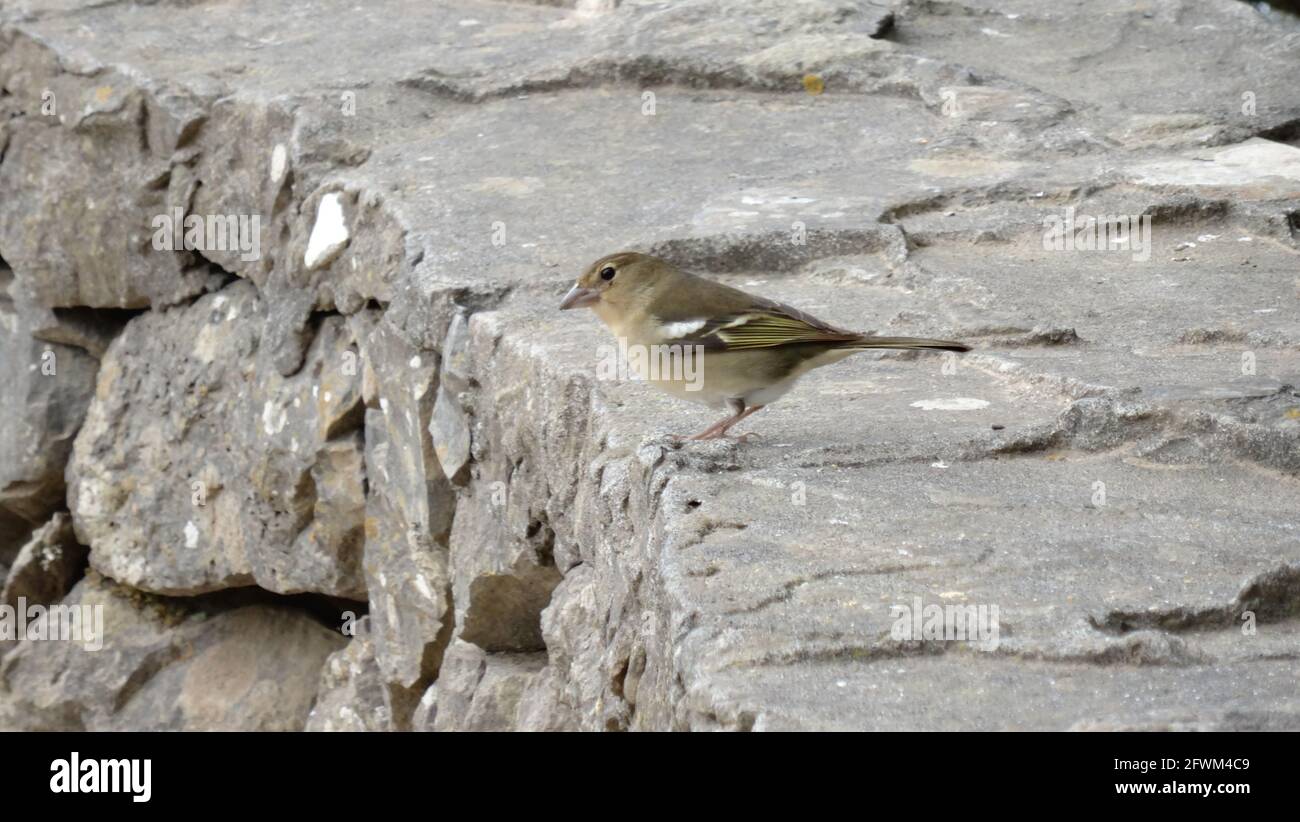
[1,513,86,609]
[451,480,562,653]
[429,310,475,482]
[1,0,1299,730]
[0,573,343,731]
[421,639,547,732]
[306,618,421,731]
[68,281,368,598]
[356,314,458,690]
[0,268,99,554]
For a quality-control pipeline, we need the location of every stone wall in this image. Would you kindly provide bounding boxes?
[1,0,1299,730]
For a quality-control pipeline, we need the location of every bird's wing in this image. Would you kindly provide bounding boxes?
[659,297,862,351]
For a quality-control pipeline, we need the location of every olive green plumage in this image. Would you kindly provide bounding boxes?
[559,252,970,440]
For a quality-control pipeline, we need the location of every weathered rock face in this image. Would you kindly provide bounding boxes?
[1,0,1299,731]
[450,481,562,654]
[0,573,343,731]
[1,513,86,609]
[0,268,99,555]
[418,639,547,732]
[355,315,459,691]
[306,618,424,731]
[0,51,213,310]
[68,281,368,598]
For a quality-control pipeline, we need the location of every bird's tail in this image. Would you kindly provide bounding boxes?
[842,335,971,353]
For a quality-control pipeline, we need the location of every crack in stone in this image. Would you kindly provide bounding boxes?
[722,563,940,616]
[1090,562,1300,635]
[677,520,748,552]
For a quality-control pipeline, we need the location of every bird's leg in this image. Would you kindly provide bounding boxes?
[688,399,747,440]
[672,399,742,441]
[715,404,765,441]
[678,401,766,441]
[675,415,732,441]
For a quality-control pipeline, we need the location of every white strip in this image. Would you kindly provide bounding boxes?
[911,398,990,411]
[304,192,350,270]
[660,319,707,338]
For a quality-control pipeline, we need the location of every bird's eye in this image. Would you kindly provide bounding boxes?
[600,266,616,281]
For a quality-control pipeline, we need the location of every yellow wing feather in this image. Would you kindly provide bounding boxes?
[712,313,861,349]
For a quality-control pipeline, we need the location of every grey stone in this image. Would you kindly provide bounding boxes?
[2,0,1299,731]
[411,682,438,730]
[306,618,422,731]
[0,573,343,731]
[362,407,454,691]
[1,513,86,609]
[356,315,457,690]
[430,384,473,483]
[399,0,899,100]
[0,44,213,309]
[450,481,562,652]
[428,639,546,732]
[0,269,99,550]
[68,281,368,598]
[8,277,136,360]
[429,310,474,482]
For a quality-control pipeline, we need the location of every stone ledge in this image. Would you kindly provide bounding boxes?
[1,0,1298,730]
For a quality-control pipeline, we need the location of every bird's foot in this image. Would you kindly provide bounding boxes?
[672,406,766,443]
[670,430,760,443]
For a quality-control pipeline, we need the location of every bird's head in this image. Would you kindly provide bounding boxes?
[559,251,669,313]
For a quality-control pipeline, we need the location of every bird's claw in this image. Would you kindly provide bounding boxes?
[669,431,760,443]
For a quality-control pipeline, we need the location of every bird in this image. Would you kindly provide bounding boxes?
[559,251,971,441]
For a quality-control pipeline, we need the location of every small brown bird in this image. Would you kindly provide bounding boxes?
[560,252,970,441]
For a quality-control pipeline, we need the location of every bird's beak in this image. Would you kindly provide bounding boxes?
[559,282,599,310]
